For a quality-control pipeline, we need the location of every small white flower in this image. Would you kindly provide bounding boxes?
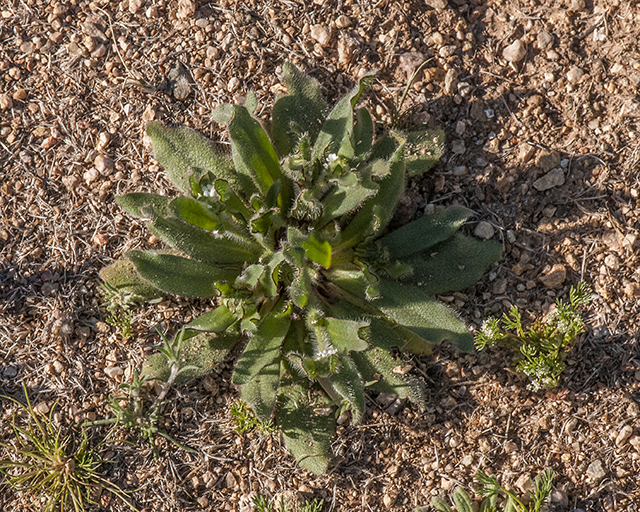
[326,153,338,163]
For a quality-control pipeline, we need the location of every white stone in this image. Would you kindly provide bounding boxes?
[616,425,634,447]
[502,39,526,62]
[474,221,495,239]
[425,0,448,9]
[335,15,351,29]
[533,168,565,191]
[586,459,606,482]
[104,366,124,379]
[567,66,585,83]
[309,24,331,46]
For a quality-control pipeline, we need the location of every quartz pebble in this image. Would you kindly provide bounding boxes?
[474,221,495,239]
[539,264,566,289]
[335,15,351,29]
[616,425,634,447]
[533,168,565,191]
[425,0,448,9]
[309,24,331,46]
[502,39,526,62]
[586,459,606,483]
[104,366,123,379]
[0,93,12,110]
[567,66,585,83]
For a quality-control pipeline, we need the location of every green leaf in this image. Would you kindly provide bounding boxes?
[379,205,474,259]
[403,234,502,295]
[146,121,235,195]
[405,129,445,176]
[277,377,334,474]
[186,305,236,332]
[271,63,328,157]
[330,356,365,423]
[337,136,406,250]
[213,104,291,207]
[125,250,239,297]
[169,196,219,231]
[373,279,473,351]
[141,329,239,382]
[315,178,378,228]
[431,497,454,512]
[148,215,260,265]
[324,317,369,354]
[116,193,169,218]
[353,107,373,157]
[452,487,474,512]
[99,258,164,300]
[301,233,332,268]
[235,264,266,289]
[351,347,425,407]
[312,72,374,162]
[233,308,291,420]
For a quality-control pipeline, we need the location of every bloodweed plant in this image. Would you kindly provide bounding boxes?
[423,469,554,512]
[475,282,592,391]
[0,384,138,512]
[101,63,501,473]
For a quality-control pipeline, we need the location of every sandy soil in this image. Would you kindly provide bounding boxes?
[1,1,640,511]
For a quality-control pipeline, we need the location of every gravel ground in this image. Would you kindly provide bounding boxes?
[1,1,640,511]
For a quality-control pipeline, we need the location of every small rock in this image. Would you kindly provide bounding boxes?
[604,254,619,270]
[451,139,465,154]
[94,154,113,173]
[474,221,495,239]
[629,435,640,451]
[624,283,640,298]
[383,494,394,508]
[1,366,18,378]
[425,0,448,9]
[398,52,425,81]
[519,143,536,164]
[567,66,585,83]
[176,0,195,19]
[104,366,123,379]
[228,77,240,93]
[439,45,457,58]
[586,459,606,483]
[335,15,351,28]
[225,472,238,489]
[533,168,565,191]
[35,402,50,414]
[537,30,554,50]
[515,474,533,494]
[83,168,100,185]
[616,425,633,447]
[309,24,331,46]
[440,477,455,491]
[492,278,507,295]
[536,149,561,172]
[13,88,27,101]
[129,0,143,13]
[505,441,518,453]
[444,68,457,94]
[550,489,569,507]
[0,93,12,110]
[502,39,526,62]
[197,496,209,508]
[461,454,473,466]
[52,360,65,374]
[167,60,192,100]
[570,0,586,9]
[539,264,566,289]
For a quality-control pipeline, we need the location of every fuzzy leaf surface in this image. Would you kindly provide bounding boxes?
[116,193,169,218]
[373,279,473,351]
[379,205,474,259]
[277,377,334,474]
[405,129,445,176]
[271,63,327,157]
[146,121,235,195]
[169,196,220,231]
[330,356,365,423]
[403,234,502,295]
[125,250,238,297]
[186,305,237,332]
[148,215,259,265]
[99,258,164,300]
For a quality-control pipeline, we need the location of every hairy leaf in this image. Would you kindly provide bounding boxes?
[186,305,237,332]
[99,258,164,300]
[405,129,445,176]
[116,193,169,218]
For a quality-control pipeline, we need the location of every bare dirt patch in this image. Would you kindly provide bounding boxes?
[1,1,639,511]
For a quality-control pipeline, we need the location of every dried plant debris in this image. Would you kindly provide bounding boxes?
[1,0,640,511]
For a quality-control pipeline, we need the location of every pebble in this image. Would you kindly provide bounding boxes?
[537,30,554,49]
[519,143,536,164]
[425,0,448,9]
[176,0,196,19]
[444,68,457,94]
[167,60,192,100]
[604,254,619,270]
[550,490,569,506]
[94,154,113,173]
[615,425,633,447]
[440,477,455,491]
[474,221,495,239]
[439,45,457,58]
[335,15,351,29]
[567,66,585,83]
[533,168,565,191]
[129,0,143,13]
[228,77,240,93]
[0,93,12,110]
[586,459,606,483]
[83,168,100,185]
[629,436,640,451]
[309,24,331,46]
[225,472,238,489]
[515,474,533,494]
[35,402,50,414]
[383,494,394,508]
[451,139,465,154]
[104,366,123,379]
[539,264,566,289]
[398,52,425,81]
[1,366,18,378]
[13,88,27,101]
[624,283,640,298]
[502,39,526,62]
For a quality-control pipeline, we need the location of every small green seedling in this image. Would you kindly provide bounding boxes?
[423,469,554,512]
[0,383,138,512]
[254,494,324,512]
[475,283,592,391]
[230,400,276,435]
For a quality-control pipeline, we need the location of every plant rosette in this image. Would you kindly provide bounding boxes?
[101,63,501,473]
